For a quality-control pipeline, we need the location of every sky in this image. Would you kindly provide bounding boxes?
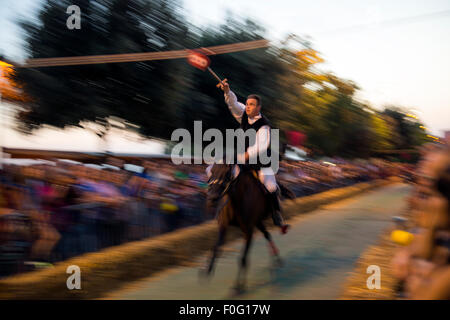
[0,0,449,152]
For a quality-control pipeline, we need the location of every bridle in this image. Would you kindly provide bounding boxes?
[207,165,232,185]
[207,165,234,198]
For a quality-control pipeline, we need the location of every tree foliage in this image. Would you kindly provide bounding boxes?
[12,0,431,157]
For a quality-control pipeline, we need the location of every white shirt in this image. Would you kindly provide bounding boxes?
[224,90,270,160]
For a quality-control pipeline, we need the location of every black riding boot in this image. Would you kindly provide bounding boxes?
[269,191,290,234]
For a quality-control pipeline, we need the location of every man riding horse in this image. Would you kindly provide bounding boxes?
[207,79,290,234]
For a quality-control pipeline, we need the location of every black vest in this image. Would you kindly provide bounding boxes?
[240,112,274,169]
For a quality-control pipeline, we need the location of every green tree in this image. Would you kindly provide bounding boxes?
[369,113,394,151]
[381,107,430,150]
[15,0,193,139]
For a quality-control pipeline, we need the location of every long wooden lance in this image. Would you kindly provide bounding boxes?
[20,39,269,68]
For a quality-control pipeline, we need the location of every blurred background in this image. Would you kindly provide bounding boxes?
[0,0,449,299]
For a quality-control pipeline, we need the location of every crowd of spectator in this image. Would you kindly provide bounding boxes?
[0,154,404,278]
[278,158,406,196]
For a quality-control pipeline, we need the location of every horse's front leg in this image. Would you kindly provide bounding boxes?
[200,225,227,279]
[234,230,253,294]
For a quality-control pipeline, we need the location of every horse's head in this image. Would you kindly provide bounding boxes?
[206,163,233,209]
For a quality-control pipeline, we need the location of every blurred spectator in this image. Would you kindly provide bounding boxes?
[391,143,450,299]
[0,154,401,278]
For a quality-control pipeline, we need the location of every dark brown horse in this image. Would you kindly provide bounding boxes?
[201,163,283,294]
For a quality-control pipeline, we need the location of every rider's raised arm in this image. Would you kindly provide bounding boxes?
[224,90,245,124]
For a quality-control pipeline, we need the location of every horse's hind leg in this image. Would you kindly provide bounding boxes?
[256,222,283,267]
[233,231,253,294]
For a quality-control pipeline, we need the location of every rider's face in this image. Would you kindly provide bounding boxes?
[245,98,261,118]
